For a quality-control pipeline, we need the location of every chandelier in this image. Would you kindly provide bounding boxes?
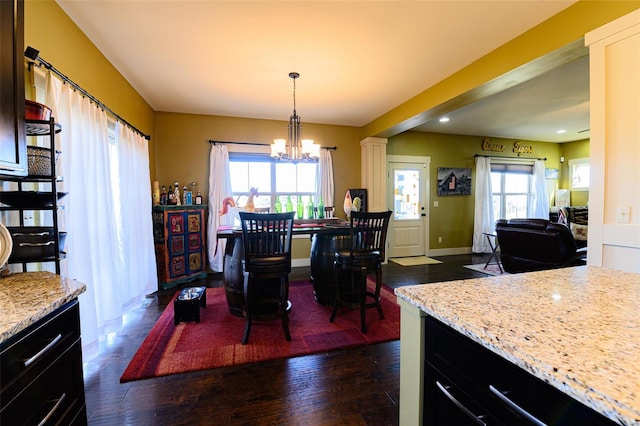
[271,72,320,162]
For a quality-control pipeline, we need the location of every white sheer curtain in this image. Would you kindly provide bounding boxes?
[472,156,495,253]
[528,159,550,219]
[46,74,157,360]
[207,144,232,272]
[315,149,335,207]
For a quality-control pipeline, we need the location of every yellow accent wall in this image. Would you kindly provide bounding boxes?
[560,139,590,206]
[154,112,361,212]
[22,0,637,261]
[388,132,562,249]
[24,0,156,177]
[364,1,640,138]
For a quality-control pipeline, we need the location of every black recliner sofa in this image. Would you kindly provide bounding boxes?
[495,218,587,274]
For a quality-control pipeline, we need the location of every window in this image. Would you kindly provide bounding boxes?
[230,154,317,215]
[491,163,533,220]
[569,157,589,191]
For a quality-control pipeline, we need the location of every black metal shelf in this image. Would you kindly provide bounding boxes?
[25,119,61,136]
[1,116,64,274]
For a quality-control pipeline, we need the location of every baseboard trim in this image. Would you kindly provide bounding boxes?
[428,247,472,257]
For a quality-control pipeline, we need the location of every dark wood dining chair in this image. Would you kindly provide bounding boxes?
[330,210,392,333]
[239,211,294,345]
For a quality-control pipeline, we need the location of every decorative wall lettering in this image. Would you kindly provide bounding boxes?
[482,138,504,152]
[513,142,533,156]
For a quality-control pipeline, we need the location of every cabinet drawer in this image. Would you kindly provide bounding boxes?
[1,300,80,399]
[425,316,615,425]
[1,339,86,425]
[425,363,506,426]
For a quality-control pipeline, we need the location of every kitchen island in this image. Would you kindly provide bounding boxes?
[395,266,640,425]
[0,272,87,424]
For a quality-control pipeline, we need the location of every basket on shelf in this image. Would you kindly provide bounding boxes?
[27,146,58,176]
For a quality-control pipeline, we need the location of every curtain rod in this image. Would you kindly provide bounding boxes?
[209,140,337,150]
[24,46,151,141]
[475,154,547,161]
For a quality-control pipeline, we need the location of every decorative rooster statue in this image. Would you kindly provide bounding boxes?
[352,196,362,212]
[244,187,258,212]
[219,197,236,216]
[343,190,352,218]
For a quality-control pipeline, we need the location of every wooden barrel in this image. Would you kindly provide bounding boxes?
[223,237,245,317]
[310,233,350,306]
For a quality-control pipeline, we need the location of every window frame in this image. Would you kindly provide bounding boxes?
[568,157,590,192]
[229,153,318,211]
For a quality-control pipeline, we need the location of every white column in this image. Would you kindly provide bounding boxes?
[397,297,426,425]
[360,137,388,212]
[585,9,640,272]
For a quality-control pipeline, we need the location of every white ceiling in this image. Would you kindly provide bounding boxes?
[56,0,586,142]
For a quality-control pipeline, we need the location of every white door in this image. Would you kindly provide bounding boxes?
[387,156,429,258]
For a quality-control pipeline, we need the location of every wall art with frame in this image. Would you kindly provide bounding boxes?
[437,167,472,196]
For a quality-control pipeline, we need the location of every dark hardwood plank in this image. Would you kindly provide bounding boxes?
[83,253,491,425]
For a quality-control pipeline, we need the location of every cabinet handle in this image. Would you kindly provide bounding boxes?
[12,232,50,236]
[37,392,66,426]
[24,333,62,367]
[489,384,547,426]
[18,241,55,247]
[436,380,487,426]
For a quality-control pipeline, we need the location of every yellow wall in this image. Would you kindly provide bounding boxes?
[364,1,640,138]
[154,112,362,212]
[560,139,590,206]
[388,132,562,249]
[22,0,636,259]
[24,0,156,177]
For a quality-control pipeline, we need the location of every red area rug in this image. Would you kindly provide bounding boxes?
[120,279,399,382]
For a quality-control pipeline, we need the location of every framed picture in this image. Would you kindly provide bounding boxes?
[556,189,570,208]
[437,167,472,195]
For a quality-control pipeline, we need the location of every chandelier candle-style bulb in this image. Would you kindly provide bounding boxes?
[271,72,320,162]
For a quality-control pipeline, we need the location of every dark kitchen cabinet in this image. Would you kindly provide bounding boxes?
[0,299,86,425]
[0,0,27,177]
[424,316,616,425]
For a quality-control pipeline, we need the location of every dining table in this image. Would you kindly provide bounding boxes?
[216,218,351,317]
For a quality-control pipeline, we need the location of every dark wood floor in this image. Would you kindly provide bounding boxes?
[82,253,491,425]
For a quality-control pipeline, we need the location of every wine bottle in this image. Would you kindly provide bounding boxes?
[274,197,282,213]
[195,191,203,205]
[296,196,304,220]
[317,195,325,219]
[306,196,314,219]
[286,195,294,213]
[167,186,175,205]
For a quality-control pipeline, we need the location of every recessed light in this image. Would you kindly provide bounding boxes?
[439,117,450,123]
[556,129,567,134]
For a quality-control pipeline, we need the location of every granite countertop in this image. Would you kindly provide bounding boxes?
[395,266,640,425]
[0,271,86,344]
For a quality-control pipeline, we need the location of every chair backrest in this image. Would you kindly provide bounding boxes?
[495,218,578,272]
[239,212,294,273]
[349,210,392,262]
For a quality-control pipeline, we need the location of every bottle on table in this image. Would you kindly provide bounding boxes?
[275,197,282,213]
[317,195,325,219]
[286,195,293,213]
[306,196,314,219]
[296,196,304,220]
[168,186,175,205]
[195,191,203,205]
